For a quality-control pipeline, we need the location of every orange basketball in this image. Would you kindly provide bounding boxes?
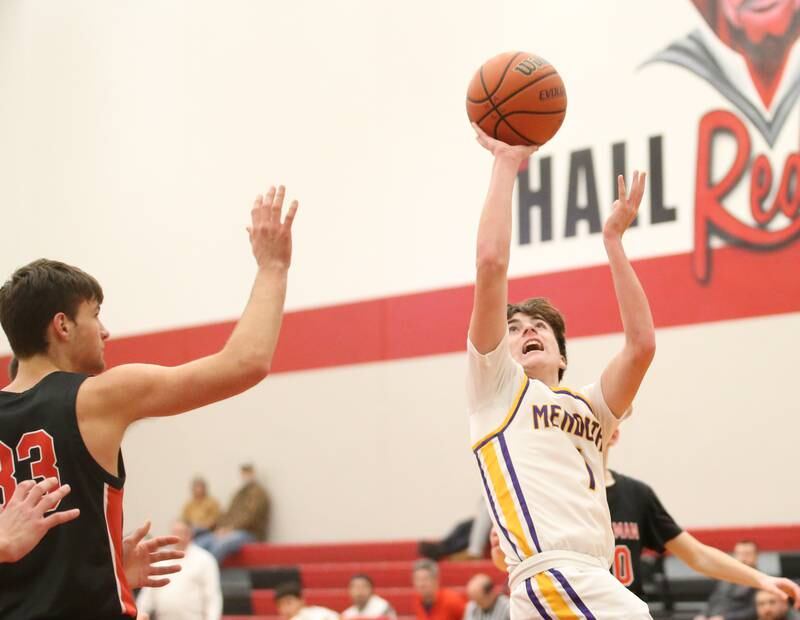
[466,51,567,146]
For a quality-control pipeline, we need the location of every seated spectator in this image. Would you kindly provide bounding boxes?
[418,500,491,561]
[342,574,396,619]
[136,520,222,620]
[274,582,339,620]
[194,463,270,564]
[181,476,221,534]
[755,589,800,620]
[412,559,466,620]
[464,574,509,620]
[695,540,760,620]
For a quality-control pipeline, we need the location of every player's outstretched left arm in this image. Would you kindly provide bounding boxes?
[600,172,656,417]
[666,533,800,609]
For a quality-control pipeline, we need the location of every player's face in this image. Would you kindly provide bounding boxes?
[276,596,304,619]
[720,0,800,43]
[68,299,109,374]
[756,590,789,620]
[507,313,565,382]
[348,578,372,607]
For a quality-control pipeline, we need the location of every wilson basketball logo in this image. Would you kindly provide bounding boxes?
[513,55,548,77]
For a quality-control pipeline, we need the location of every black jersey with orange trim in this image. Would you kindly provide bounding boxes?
[606,469,683,599]
[0,371,136,619]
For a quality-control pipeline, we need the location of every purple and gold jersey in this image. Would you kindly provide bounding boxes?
[467,333,622,582]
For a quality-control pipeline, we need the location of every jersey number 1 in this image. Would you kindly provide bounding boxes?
[0,430,61,507]
[577,448,596,490]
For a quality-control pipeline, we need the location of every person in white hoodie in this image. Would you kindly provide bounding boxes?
[137,521,222,620]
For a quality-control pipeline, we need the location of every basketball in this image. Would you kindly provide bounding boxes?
[466,51,567,146]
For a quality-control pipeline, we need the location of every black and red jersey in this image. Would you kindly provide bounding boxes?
[606,469,683,599]
[0,371,136,619]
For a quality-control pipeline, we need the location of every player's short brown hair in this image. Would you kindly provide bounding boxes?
[507,297,567,381]
[0,259,104,358]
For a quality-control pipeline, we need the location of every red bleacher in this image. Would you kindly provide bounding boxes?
[221,525,800,620]
[230,541,420,566]
[222,540,504,620]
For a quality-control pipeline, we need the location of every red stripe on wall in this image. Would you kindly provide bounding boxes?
[2,242,799,374]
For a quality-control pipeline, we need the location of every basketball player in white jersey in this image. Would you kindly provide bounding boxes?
[467,124,656,620]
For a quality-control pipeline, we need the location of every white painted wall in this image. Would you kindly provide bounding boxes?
[2,0,798,539]
[122,311,800,541]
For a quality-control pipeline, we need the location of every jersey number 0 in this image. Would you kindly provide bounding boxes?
[0,430,61,507]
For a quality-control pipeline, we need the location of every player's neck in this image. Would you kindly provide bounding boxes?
[524,367,560,386]
[4,356,63,392]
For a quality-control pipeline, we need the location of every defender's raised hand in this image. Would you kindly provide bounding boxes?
[604,172,647,240]
[472,123,538,161]
[248,185,299,270]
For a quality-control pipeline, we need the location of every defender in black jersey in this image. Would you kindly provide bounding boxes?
[0,185,298,619]
[605,468,682,598]
[605,429,800,608]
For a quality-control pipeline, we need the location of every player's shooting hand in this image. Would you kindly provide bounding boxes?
[603,172,646,241]
[248,185,299,271]
[472,123,538,162]
[0,477,79,563]
[122,520,184,589]
[759,575,800,609]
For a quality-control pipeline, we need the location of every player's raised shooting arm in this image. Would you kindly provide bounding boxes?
[78,186,298,423]
[468,124,537,353]
[600,173,656,417]
[666,533,800,608]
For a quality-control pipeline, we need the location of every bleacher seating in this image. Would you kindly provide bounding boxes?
[218,526,800,620]
[219,539,503,619]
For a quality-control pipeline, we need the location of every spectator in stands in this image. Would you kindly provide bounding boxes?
[695,541,761,620]
[756,589,800,620]
[194,463,270,564]
[412,559,466,620]
[464,574,509,620]
[181,476,221,535]
[274,582,339,620]
[418,500,491,561]
[136,520,222,620]
[342,573,396,619]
